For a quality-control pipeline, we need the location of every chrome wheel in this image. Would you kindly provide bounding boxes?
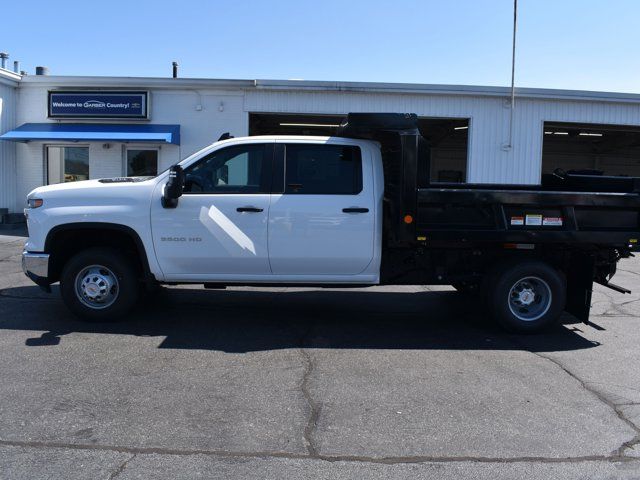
[74,265,119,310]
[507,276,552,322]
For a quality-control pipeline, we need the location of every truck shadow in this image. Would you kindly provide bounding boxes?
[0,285,600,353]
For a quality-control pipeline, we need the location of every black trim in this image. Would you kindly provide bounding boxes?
[44,223,154,282]
[272,143,285,194]
[343,208,369,213]
[236,207,264,213]
[25,271,52,292]
[165,282,374,288]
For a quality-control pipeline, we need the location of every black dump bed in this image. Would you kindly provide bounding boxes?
[338,113,640,252]
[416,185,640,250]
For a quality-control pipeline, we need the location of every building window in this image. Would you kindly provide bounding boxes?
[47,146,89,184]
[126,149,158,177]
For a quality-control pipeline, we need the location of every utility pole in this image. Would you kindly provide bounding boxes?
[505,0,518,150]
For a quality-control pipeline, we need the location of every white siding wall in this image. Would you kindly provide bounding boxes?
[245,90,640,184]
[149,90,246,159]
[0,79,18,212]
[16,142,44,203]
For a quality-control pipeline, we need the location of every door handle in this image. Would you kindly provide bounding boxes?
[237,206,264,213]
[342,207,369,213]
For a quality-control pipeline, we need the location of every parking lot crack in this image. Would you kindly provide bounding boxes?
[299,332,321,457]
[2,439,640,465]
[107,453,136,480]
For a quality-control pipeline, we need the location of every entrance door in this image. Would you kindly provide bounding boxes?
[151,142,274,278]
[126,148,158,176]
[268,141,376,276]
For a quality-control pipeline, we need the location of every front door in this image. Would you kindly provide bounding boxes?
[268,141,376,276]
[151,142,274,278]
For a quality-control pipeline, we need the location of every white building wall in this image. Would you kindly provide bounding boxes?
[0,76,18,212]
[149,90,247,160]
[16,143,44,203]
[245,89,640,184]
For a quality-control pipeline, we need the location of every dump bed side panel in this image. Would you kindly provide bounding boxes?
[416,188,640,249]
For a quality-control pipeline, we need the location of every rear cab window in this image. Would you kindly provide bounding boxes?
[284,144,362,194]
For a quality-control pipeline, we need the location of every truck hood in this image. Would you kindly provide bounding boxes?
[28,177,156,198]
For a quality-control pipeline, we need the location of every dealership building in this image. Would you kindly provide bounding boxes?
[2,64,640,214]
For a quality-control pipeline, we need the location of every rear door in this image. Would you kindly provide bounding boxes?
[268,140,375,276]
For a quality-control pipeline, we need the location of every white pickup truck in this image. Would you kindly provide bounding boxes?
[21,114,639,333]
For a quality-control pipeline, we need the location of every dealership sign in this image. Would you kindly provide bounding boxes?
[48,91,148,119]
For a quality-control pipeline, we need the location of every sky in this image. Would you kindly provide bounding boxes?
[2,0,640,93]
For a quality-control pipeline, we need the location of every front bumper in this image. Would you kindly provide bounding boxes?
[22,251,51,290]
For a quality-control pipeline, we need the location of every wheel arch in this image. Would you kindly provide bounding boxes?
[44,222,154,284]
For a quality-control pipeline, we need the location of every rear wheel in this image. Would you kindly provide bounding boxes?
[60,247,140,321]
[488,260,566,333]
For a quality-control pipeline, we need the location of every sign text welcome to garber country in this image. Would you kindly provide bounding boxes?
[48,91,148,119]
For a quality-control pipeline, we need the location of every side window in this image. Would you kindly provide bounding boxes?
[183,144,270,194]
[284,144,362,194]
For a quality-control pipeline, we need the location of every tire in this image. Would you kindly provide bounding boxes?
[488,260,566,333]
[60,247,140,322]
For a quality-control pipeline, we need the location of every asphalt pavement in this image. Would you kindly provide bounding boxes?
[0,229,639,479]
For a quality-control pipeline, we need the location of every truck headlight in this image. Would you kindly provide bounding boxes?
[27,198,43,209]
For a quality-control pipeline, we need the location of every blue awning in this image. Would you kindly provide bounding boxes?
[0,123,180,145]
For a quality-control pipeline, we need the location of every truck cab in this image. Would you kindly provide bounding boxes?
[151,135,383,284]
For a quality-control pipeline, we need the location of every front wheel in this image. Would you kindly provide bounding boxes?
[60,247,140,321]
[488,261,566,333]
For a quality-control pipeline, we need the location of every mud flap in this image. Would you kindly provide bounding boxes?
[565,253,595,323]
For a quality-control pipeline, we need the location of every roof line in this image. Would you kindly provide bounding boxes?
[16,74,640,104]
[19,75,255,90]
[0,67,21,86]
[254,79,640,103]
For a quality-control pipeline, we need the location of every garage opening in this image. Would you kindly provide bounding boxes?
[418,118,469,183]
[543,122,640,178]
[249,113,470,183]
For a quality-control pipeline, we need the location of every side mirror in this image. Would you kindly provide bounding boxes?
[161,164,185,209]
